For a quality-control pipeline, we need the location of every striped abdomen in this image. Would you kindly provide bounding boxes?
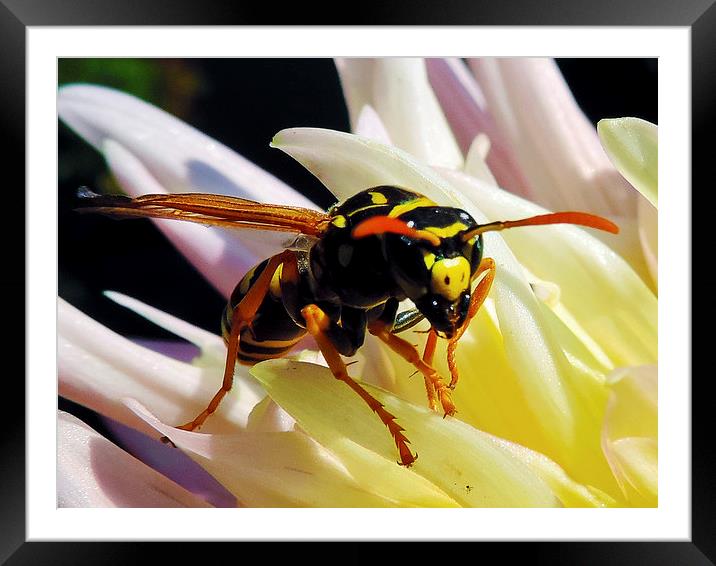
[222,257,306,365]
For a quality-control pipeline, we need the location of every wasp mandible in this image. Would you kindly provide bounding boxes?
[79,185,618,466]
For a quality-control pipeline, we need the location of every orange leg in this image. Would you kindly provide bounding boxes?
[173,251,294,434]
[421,329,439,411]
[369,321,456,417]
[446,257,496,389]
[302,304,417,467]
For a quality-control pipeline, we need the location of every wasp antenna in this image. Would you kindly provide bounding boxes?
[462,211,619,241]
[352,216,441,246]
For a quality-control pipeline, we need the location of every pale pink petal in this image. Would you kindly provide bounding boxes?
[469,58,636,216]
[101,415,237,507]
[58,298,264,438]
[59,84,317,297]
[336,58,463,169]
[58,84,313,206]
[58,411,211,507]
[426,58,535,198]
[638,198,658,289]
[354,104,392,144]
[131,339,199,363]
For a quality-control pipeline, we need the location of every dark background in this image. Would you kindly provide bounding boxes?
[58,58,658,343]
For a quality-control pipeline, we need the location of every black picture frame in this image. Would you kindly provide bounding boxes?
[8,0,703,563]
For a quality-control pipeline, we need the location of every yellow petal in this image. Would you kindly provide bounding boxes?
[252,359,562,507]
[271,128,626,495]
[127,399,456,507]
[439,168,657,367]
[490,435,619,507]
[598,118,658,208]
[601,365,658,506]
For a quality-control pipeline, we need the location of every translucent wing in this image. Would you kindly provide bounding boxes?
[76,188,332,240]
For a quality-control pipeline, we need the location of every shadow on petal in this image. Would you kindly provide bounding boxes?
[102,415,237,508]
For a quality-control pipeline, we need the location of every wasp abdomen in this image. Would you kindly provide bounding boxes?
[223,257,306,365]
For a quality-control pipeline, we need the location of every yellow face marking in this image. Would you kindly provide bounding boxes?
[368,191,388,205]
[332,215,347,228]
[431,257,471,301]
[423,251,436,270]
[387,196,436,218]
[426,221,468,239]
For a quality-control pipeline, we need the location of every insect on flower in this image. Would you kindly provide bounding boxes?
[78,184,618,467]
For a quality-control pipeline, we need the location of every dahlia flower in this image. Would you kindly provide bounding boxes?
[58,57,657,508]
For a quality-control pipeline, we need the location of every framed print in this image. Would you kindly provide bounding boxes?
[7,0,704,562]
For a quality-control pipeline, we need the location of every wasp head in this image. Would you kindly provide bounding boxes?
[383,207,484,339]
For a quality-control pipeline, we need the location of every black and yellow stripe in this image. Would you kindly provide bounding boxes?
[222,257,306,365]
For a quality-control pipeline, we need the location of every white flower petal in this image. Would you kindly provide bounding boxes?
[370,58,464,169]
[59,298,264,436]
[336,58,464,169]
[270,127,463,203]
[59,84,314,206]
[334,58,375,129]
[469,58,636,216]
[103,290,225,361]
[127,398,457,507]
[58,411,211,507]
[638,196,658,289]
[464,133,498,186]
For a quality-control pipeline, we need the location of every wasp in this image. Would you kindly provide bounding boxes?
[79,185,618,466]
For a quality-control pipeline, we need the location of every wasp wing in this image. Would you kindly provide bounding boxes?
[76,188,332,240]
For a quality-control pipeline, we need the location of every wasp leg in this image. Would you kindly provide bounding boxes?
[369,320,456,417]
[420,329,439,411]
[390,305,439,412]
[446,257,496,389]
[301,303,417,467]
[170,250,295,435]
